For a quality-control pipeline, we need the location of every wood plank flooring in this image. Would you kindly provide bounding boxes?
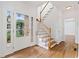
[4,42,78,58]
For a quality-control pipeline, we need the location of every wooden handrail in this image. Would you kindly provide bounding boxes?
[40,1,49,14]
[37,1,51,36]
[40,1,49,22]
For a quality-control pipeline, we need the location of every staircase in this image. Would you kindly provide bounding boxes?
[36,1,57,49]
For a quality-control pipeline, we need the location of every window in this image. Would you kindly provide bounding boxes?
[16,13,29,37]
[16,13,24,37]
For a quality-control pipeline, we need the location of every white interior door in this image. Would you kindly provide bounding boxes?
[64,18,75,43]
[64,18,75,35]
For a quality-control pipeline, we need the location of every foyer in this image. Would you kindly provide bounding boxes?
[0,1,78,58]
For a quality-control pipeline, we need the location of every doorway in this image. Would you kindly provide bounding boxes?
[64,18,75,44]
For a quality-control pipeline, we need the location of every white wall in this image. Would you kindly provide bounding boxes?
[78,7,79,44]
[0,2,37,57]
[77,5,79,44]
[76,3,79,44]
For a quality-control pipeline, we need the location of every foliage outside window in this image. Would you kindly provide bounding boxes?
[7,30,11,43]
[16,13,29,37]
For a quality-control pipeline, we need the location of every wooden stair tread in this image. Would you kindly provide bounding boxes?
[50,43,57,48]
[50,41,56,44]
[50,40,55,43]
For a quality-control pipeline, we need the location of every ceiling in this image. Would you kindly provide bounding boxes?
[21,1,78,11]
[21,1,46,7]
[51,1,78,11]
[1,1,78,11]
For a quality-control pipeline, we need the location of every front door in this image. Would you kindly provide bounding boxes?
[2,9,30,56]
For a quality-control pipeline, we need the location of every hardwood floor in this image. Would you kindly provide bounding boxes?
[4,42,78,58]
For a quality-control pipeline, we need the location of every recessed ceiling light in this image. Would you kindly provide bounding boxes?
[66,6,72,10]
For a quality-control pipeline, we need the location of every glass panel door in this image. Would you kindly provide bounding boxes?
[7,11,11,43]
[5,9,14,55]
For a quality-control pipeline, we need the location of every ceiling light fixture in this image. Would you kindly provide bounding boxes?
[66,6,72,10]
